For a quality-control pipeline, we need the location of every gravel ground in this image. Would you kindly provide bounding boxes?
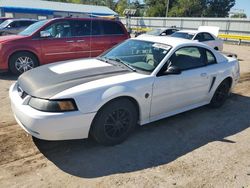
[0,44,250,188]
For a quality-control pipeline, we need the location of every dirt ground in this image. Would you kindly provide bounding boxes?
[0,44,250,188]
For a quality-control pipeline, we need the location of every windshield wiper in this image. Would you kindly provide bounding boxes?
[98,56,136,72]
[107,57,136,72]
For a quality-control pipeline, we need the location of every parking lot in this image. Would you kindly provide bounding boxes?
[0,43,250,187]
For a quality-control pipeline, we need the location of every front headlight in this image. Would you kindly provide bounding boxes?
[28,97,78,112]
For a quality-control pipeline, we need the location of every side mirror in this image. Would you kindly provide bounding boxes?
[165,66,181,75]
[40,30,51,38]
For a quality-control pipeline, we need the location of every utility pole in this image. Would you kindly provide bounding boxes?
[128,0,131,33]
[165,0,169,17]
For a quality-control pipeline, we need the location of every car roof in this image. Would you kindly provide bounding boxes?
[49,17,120,22]
[134,35,203,48]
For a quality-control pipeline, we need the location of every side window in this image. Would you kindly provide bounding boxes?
[166,29,176,35]
[203,33,214,41]
[194,33,204,42]
[169,47,205,70]
[9,21,19,28]
[91,20,102,35]
[71,20,91,36]
[206,50,217,65]
[42,21,71,38]
[102,21,124,35]
[20,21,33,27]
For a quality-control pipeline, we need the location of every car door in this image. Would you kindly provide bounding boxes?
[150,46,211,119]
[70,20,91,59]
[90,20,128,57]
[90,20,110,57]
[39,21,77,64]
[103,21,128,48]
[201,32,217,48]
[194,32,217,49]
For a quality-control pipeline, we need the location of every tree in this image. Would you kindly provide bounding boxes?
[168,0,203,17]
[115,0,128,16]
[203,0,235,17]
[144,0,173,17]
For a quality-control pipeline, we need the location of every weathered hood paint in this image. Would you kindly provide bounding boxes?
[18,58,130,99]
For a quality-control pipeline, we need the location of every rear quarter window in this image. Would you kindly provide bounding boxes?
[102,21,124,35]
[206,50,217,65]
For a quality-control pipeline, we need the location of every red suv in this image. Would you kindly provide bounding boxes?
[0,17,130,74]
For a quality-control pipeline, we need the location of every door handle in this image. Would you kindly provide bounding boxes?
[66,40,74,43]
[200,73,207,77]
[77,40,85,43]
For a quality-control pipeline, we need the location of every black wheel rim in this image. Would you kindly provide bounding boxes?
[214,83,228,102]
[104,109,130,138]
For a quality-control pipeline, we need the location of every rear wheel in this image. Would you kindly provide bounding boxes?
[209,80,230,108]
[9,52,39,75]
[90,98,138,146]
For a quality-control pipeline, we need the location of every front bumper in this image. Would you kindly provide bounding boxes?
[9,82,96,140]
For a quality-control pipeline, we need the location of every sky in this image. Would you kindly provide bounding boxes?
[232,0,250,17]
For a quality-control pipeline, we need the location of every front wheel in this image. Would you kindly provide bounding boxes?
[209,80,230,108]
[90,98,138,146]
[9,52,39,75]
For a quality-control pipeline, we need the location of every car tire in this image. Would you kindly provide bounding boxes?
[9,52,39,75]
[209,80,230,108]
[90,98,138,146]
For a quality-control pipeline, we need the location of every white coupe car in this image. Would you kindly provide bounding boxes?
[171,26,223,51]
[10,36,240,145]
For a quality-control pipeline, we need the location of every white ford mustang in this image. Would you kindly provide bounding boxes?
[9,36,240,145]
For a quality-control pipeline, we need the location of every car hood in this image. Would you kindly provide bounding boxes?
[18,58,131,99]
[0,34,27,43]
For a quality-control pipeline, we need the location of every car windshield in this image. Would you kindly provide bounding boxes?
[146,29,163,36]
[0,20,11,29]
[100,39,171,73]
[19,20,49,36]
[171,32,194,40]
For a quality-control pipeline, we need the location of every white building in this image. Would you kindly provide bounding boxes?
[0,0,118,20]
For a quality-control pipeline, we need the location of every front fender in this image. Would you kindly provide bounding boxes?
[72,84,151,125]
[101,85,136,102]
[52,75,154,125]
